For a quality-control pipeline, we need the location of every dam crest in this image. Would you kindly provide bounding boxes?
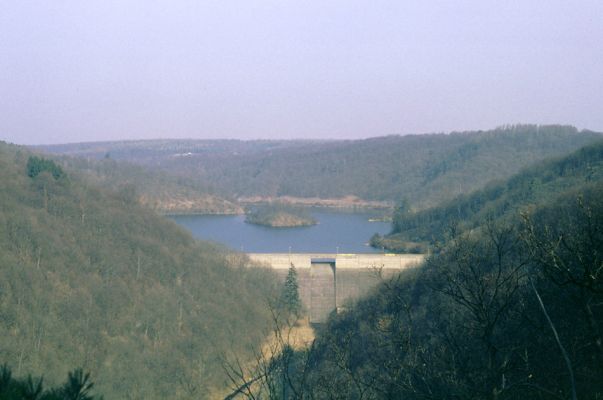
[248,253,424,323]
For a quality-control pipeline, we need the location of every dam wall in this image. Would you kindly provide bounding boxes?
[248,253,424,323]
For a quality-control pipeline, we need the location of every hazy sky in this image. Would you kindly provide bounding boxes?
[1,1,602,145]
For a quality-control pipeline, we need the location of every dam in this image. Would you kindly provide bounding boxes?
[248,253,424,323]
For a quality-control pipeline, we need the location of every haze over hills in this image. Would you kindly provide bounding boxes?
[372,139,603,251]
[5,127,603,398]
[0,141,279,398]
[56,156,243,215]
[38,125,602,210]
[3,0,602,397]
[36,139,322,165]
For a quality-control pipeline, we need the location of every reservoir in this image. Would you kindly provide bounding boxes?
[169,209,391,253]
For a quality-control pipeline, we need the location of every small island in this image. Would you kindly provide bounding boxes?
[245,205,317,228]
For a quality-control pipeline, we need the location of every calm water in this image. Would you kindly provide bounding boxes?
[169,210,391,253]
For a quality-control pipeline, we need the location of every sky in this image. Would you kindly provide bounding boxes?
[1,1,602,145]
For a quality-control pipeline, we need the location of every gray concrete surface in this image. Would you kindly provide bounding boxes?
[248,253,424,323]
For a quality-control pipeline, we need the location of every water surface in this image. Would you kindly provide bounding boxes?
[169,210,390,253]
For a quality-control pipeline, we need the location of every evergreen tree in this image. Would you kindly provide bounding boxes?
[0,365,101,400]
[60,369,95,400]
[282,264,301,316]
[26,156,65,180]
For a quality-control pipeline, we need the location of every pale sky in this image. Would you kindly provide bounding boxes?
[1,1,602,145]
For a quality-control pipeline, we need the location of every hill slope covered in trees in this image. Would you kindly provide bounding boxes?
[303,184,603,399]
[0,142,278,399]
[222,139,603,399]
[374,139,603,251]
[38,125,602,209]
[248,175,603,399]
[57,155,242,215]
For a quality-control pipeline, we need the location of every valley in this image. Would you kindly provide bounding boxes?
[3,2,603,398]
[3,127,603,399]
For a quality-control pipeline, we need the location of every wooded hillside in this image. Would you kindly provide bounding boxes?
[298,183,603,399]
[378,139,603,250]
[56,156,242,215]
[38,125,602,209]
[0,142,278,399]
[250,171,603,399]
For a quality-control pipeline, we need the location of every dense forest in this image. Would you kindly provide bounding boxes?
[233,164,603,399]
[56,156,242,215]
[0,142,281,399]
[38,125,602,209]
[373,139,603,252]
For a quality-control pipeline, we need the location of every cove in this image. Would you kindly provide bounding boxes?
[169,209,391,253]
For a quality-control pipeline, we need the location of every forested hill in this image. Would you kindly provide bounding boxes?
[379,139,603,249]
[288,182,603,399]
[57,156,243,215]
[0,142,278,398]
[37,125,602,209]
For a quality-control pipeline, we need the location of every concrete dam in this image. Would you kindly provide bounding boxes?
[248,253,424,323]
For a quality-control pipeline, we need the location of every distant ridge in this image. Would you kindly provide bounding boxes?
[38,125,602,209]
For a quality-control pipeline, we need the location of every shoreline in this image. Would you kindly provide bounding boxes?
[160,197,394,217]
[239,195,394,210]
